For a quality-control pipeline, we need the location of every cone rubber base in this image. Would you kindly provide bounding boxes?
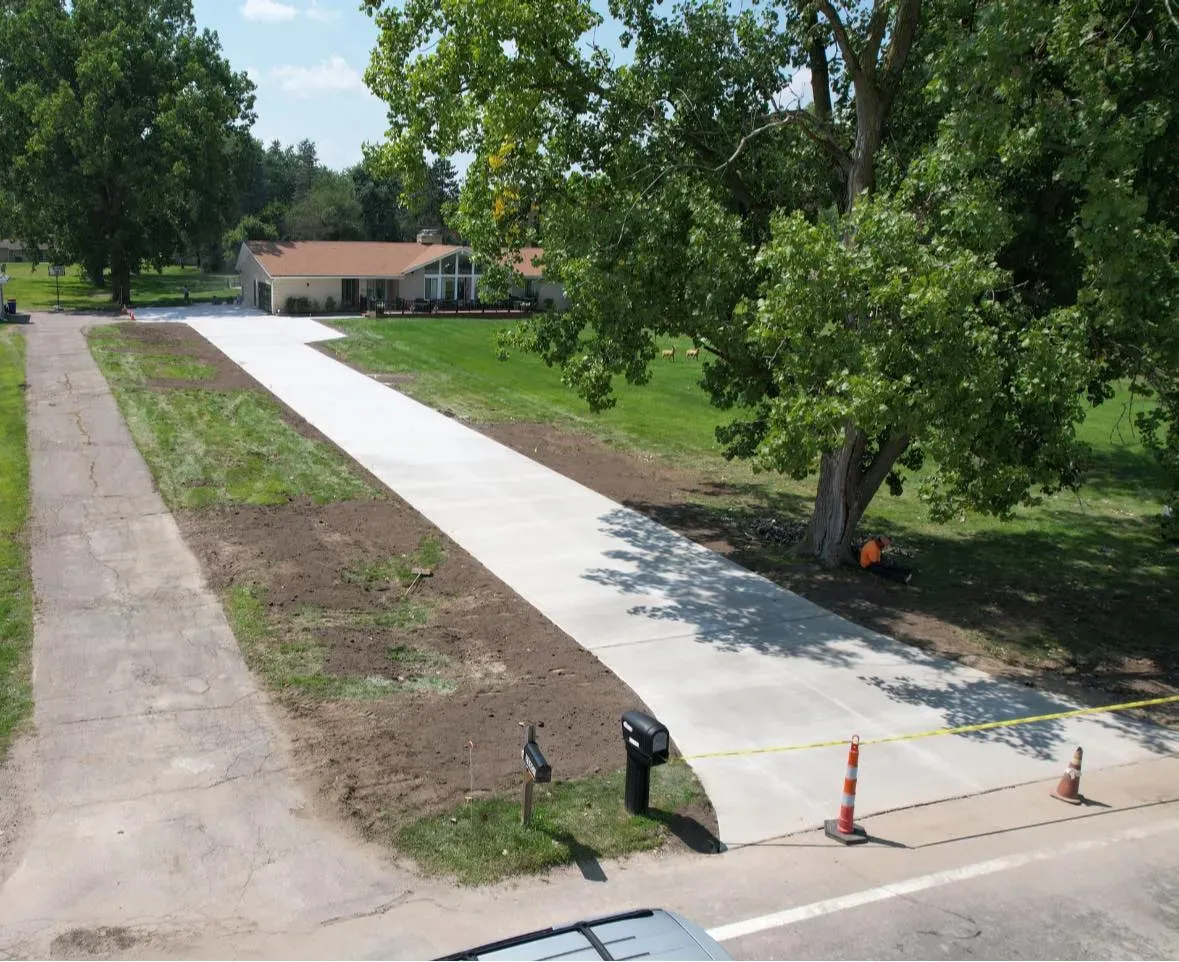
[824,819,869,844]
[1051,791,1084,805]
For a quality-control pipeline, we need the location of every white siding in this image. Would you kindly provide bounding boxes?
[273,277,345,311]
[236,248,272,312]
[400,271,426,300]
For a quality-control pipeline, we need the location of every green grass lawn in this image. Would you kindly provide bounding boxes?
[324,317,1179,685]
[0,328,32,758]
[395,762,708,885]
[87,326,375,508]
[326,318,723,457]
[1,261,239,312]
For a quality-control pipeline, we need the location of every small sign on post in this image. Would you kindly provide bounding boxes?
[519,722,552,827]
[49,265,65,311]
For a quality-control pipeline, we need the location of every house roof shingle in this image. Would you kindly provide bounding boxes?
[245,240,546,279]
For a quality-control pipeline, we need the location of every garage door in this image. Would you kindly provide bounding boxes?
[257,281,272,312]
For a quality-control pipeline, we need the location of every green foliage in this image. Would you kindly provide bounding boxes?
[222,215,278,265]
[283,170,365,240]
[394,762,706,884]
[0,330,31,759]
[0,0,255,303]
[363,0,1179,563]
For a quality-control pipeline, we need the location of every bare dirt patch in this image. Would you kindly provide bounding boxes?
[103,323,717,847]
[177,498,651,830]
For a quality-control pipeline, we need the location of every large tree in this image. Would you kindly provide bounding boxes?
[283,170,365,240]
[364,0,1179,565]
[0,0,254,304]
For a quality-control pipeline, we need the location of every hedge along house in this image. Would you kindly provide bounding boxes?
[235,231,565,314]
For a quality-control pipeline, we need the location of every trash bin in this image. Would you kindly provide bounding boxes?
[5,300,14,315]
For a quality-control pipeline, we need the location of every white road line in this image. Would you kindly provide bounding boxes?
[707,818,1179,943]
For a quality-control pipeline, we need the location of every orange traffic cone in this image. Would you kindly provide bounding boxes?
[824,735,868,844]
[1051,746,1084,804]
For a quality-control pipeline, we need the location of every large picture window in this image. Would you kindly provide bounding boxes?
[421,251,482,303]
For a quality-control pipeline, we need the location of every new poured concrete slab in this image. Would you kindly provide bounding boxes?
[140,308,1179,846]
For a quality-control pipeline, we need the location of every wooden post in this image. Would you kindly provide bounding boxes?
[520,722,536,826]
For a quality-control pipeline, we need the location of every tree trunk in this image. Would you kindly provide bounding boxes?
[803,428,911,567]
[88,259,105,288]
[110,263,131,306]
[803,426,867,566]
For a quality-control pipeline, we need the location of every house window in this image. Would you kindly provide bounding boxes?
[420,249,483,303]
[365,279,387,303]
[524,279,540,299]
[341,278,359,307]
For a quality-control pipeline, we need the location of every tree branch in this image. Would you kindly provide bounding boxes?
[863,0,891,68]
[714,110,851,174]
[881,0,922,97]
[857,431,911,506]
[804,9,834,125]
[813,0,861,76]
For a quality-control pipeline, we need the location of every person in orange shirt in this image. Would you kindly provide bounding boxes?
[859,536,912,584]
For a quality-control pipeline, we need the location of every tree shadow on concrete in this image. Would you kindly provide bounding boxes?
[580,501,1178,760]
[618,485,1179,695]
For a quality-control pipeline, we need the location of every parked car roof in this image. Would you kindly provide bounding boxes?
[436,908,731,961]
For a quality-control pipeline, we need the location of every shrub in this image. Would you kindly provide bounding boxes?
[284,296,298,314]
[324,295,336,313]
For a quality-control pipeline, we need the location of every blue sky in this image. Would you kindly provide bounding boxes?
[192,0,391,170]
[192,0,631,173]
[192,1,805,173]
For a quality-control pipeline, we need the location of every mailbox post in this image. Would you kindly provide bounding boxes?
[621,710,670,816]
[519,722,551,826]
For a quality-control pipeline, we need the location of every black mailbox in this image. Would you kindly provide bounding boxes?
[523,739,552,784]
[621,710,670,766]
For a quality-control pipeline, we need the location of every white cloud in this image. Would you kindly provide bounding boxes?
[244,65,262,84]
[241,0,298,23]
[270,56,365,95]
[305,0,341,21]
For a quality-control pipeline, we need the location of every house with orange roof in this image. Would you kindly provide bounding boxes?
[235,231,565,314]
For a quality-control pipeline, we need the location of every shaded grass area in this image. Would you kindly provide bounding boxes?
[325,318,723,458]
[0,329,31,758]
[225,584,453,699]
[324,318,1178,688]
[395,762,708,885]
[1,262,239,312]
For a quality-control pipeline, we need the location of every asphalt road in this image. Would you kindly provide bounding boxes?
[725,818,1179,960]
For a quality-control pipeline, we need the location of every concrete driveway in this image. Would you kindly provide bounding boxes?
[130,307,1176,847]
[0,315,414,957]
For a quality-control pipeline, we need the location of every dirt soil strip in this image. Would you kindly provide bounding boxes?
[117,323,717,839]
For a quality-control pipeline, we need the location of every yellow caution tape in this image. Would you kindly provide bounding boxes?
[677,693,1179,763]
